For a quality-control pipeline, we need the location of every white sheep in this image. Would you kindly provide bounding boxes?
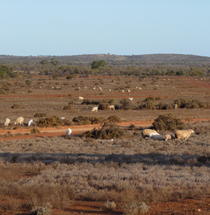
[122,90,124,93]
[165,134,175,141]
[108,105,115,110]
[99,87,102,91]
[174,129,194,140]
[142,129,158,138]
[15,117,24,125]
[91,106,98,112]
[149,132,163,140]
[28,119,33,126]
[60,117,65,120]
[4,118,10,126]
[129,97,133,101]
[78,96,84,101]
[127,89,131,92]
[66,128,72,136]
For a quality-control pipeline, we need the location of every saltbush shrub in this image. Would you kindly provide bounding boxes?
[120,99,134,110]
[83,122,126,139]
[107,115,121,123]
[123,201,150,215]
[152,113,185,131]
[72,116,106,125]
[36,116,72,127]
[30,128,40,134]
[34,113,47,118]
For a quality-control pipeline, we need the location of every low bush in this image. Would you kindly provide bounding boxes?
[82,99,100,105]
[139,101,156,110]
[30,202,52,215]
[36,116,72,127]
[107,115,121,123]
[83,122,126,139]
[152,113,185,131]
[30,128,40,134]
[34,113,47,118]
[63,105,73,110]
[120,99,134,110]
[98,103,109,110]
[124,201,150,215]
[72,116,106,125]
[11,104,21,109]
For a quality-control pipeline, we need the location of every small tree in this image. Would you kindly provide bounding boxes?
[91,60,107,69]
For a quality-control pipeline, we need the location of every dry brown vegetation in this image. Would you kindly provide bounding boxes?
[1,75,210,214]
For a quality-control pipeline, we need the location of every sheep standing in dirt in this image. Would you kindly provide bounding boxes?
[108,105,115,110]
[28,119,33,126]
[149,132,163,140]
[91,106,98,112]
[66,128,72,136]
[78,96,84,101]
[165,134,175,141]
[129,97,133,101]
[15,117,24,125]
[142,129,158,138]
[4,118,10,126]
[174,129,194,140]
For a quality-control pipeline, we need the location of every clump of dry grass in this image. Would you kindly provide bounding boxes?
[124,201,150,215]
[103,200,116,211]
[30,202,52,215]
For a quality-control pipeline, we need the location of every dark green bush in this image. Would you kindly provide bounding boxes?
[142,97,155,102]
[139,101,156,110]
[152,114,185,131]
[83,122,125,139]
[82,99,100,105]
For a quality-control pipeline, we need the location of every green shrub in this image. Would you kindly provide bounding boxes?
[83,122,126,139]
[82,99,100,105]
[152,113,185,131]
[142,97,155,102]
[66,74,75,79]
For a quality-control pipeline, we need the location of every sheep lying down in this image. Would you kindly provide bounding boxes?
[149,132,163,140]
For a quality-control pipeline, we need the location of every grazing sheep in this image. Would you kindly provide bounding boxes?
[108,105,115,110]
[139,87,142,90]
[78,96,84,101]
[149,132,163,140]
[91,106,98,112]
[99,87,102,91]
[165,134,175,141]
[60,117,65,120]
[127,89,131,92]
[122,90,124,93]
[173,104,178,109]
[28,119,33,126]
[174,129,194,140]
[128,97,133,101]
[15,117,24,125]
[66,128,72,136]
[142,129,158,138]
[93,86,96,90]
[4,118,10,126]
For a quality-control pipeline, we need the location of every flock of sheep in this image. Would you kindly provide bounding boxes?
[142,128,194,141]
[4,117,33,126]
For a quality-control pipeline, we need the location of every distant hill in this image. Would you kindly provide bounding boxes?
[1,54,210,66]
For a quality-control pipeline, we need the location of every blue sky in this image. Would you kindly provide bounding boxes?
[1,0,210,57]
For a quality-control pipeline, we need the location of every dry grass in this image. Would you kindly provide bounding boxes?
[0,122,210,211]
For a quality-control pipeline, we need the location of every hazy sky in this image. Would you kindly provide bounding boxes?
[1,0,210,57]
